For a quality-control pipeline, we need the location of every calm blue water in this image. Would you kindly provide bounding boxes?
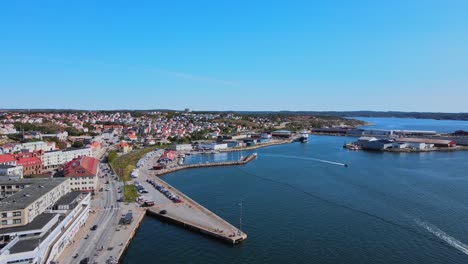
[122,119,468,264]
[354,117,468,133]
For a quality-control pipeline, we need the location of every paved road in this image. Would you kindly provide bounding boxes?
[59,151,123,264]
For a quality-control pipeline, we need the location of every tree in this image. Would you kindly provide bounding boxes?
[72,141,84,148]
[107,150,118,164]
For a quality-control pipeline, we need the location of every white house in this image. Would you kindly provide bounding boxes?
[171,144,193,151]
[0,165,23,180]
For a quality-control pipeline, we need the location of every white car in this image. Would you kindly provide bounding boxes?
[105,188,111,191]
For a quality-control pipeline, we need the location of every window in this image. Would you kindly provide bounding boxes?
[1,213,7,218]
[1,220,6,225]
[13,211,21,217]
[13,219,21,224]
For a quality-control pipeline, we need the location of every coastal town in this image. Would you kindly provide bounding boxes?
[1,109,468,264]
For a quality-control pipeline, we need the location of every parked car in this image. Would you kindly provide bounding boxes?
[90,225,98,231]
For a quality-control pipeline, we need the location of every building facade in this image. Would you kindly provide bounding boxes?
[16,157,42,176]
[0,178,70,229]
[63,156,99,192]
[0,165,23,180]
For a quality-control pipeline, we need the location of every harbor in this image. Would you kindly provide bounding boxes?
[122,130,468,264]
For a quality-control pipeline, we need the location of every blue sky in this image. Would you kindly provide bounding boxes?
[0,1,467,112]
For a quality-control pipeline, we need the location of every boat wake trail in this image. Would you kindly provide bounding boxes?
[237,167,463,252]
[414,219,468,255]
[263,154,347,167]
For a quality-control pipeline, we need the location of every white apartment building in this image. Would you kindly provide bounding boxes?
[0,192,90,264]
[0,178,70,229]
[42,147,92,170]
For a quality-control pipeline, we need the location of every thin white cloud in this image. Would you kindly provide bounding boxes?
[84,59,238,86]
[0,54,238,86]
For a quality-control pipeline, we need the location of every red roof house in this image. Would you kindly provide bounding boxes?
[63,156,99,192]
[0,154,16,166]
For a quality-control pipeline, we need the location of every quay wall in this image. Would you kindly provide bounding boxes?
[116,208,146,263]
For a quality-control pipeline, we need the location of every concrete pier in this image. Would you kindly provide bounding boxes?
[141,175,247,244]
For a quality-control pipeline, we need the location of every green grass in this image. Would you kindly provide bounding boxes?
[110,145,167,182]
[123,185,139,203]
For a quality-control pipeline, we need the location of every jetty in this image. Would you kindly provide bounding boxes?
[140,174,247,244]
[134,154,254,244]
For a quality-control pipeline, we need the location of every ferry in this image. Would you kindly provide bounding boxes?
[299,130,309,142]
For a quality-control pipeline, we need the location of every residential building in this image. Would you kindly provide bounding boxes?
[63,156,99,192]
[0,165,23,180]
[62,147,92,162]
[0,191,90,264]
[41,147,93,170]
[41,131,69,141]
[0,155,16,166]
[16,156,42,176]
[20,141,56,152]
[41,150,65,170]
[0,178,70,228]
[117,142,132,153]
[0,179,38,200]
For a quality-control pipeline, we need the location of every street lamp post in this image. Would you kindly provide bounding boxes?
[238,202,243,235]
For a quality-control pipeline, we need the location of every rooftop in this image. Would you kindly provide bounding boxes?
[0,178,68,212]
[0,178,37,186]
[53,191,82,207]
[0,165,17,169]
[0,154,15,164]
[63,156,99,178]
[0,213,58,236]
[62,147,91,152]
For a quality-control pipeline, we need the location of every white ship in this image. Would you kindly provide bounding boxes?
[299,130,309,142]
